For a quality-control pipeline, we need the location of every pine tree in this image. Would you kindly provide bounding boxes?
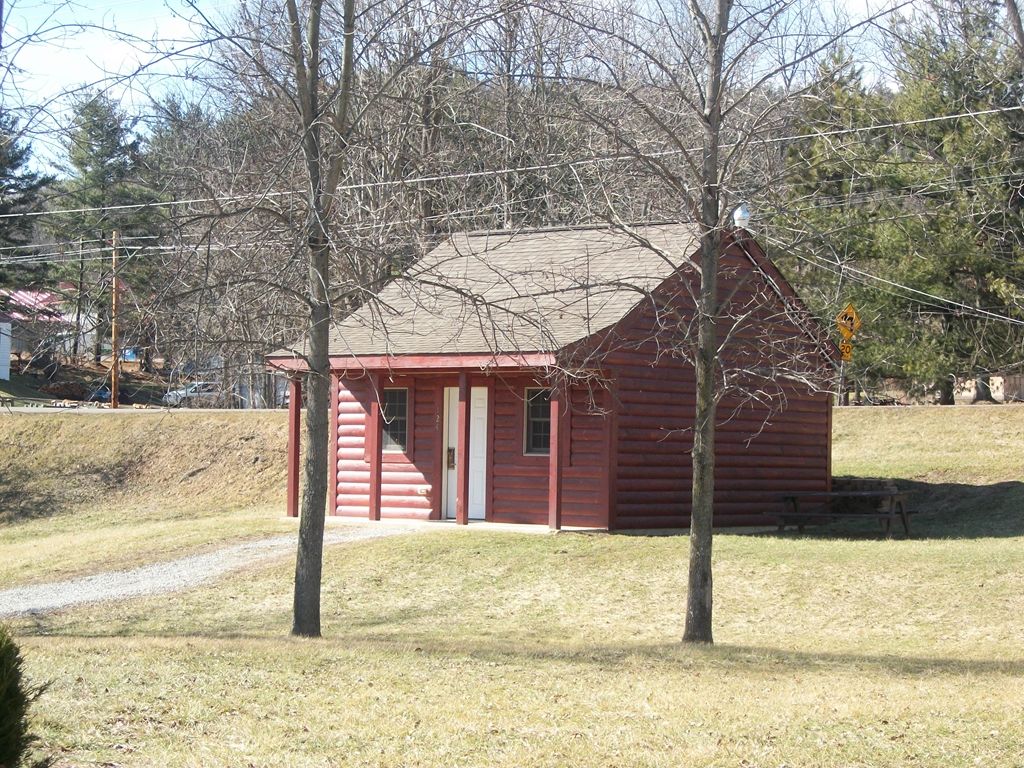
[0,111,50,286]
[886,1,1024,401]
[47,92,163,363]
[773,4,1024,402]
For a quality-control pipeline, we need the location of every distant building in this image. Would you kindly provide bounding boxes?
[956,375,1024,403]
[0,288,96,359]
[0,321,10,380]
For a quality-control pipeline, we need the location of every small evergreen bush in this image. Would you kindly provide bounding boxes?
[0,625,46,768]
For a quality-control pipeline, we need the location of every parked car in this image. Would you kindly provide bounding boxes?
[161,381,220,407]
[87,385,134,405]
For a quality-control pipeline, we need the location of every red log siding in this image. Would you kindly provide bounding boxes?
[564,385,607,528]
[603,240,832,529]
[335,376,370,515]
[335,375,437,519]
[478,375,608,527]
[610,353,830,529]
[490,376,548,525]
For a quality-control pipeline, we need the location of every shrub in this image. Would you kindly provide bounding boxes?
[0,625,47,768]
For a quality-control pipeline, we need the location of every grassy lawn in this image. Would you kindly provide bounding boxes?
[4,405,1024,766]
[0,503,293,586]
[833,405,1024,537]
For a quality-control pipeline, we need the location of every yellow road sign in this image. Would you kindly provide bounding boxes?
[835,303,861,340]
[838,340,853,362]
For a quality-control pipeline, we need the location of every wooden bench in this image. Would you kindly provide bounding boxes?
[778,490,913,537]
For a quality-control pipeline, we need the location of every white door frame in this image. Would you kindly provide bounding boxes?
[441,385,488,520]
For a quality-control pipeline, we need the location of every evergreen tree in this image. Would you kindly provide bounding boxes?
[886,1,1024,401]
[0,111,50,286]
[770,55,912,398]
[47,92,163,362]
[773,4,1024,401]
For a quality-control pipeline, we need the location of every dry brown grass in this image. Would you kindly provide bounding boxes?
[3,405,1024,766]
[11,529,1024,767]
[832,404,1024,482]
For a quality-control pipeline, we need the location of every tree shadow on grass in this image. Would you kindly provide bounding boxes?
[21,623,1024,679]
[897,479,1024,538]
[0,464,69,524]
[762,479,1024,541]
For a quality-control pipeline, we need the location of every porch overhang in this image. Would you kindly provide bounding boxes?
[267,351,557,373]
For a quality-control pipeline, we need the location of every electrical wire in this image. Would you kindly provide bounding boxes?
[2,104,1022,222]
[0,194,556,266]
[761,231,1024,328]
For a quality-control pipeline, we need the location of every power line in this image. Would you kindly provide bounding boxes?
[10,157,1024,263]
[10,166,1022,266]
[14,219,1024,335]
[761,231,1024,328]
[3,104,1022,223]
[0,237,106,254]
[0,195,557,266]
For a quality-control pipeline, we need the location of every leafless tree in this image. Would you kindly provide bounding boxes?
[168,0,564,637]
[129,0,885,646]
[552,0,897,642]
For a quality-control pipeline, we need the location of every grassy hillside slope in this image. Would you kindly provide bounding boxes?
[0,411,292,584]
[833,405,1024,537]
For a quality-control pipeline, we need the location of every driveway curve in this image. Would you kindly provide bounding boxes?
[0,525,412,618]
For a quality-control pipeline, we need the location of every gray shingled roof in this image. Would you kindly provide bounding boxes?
[316,223,701,359]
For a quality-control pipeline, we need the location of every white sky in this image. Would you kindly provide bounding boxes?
[3,0,227,168]
[5,0,906,99]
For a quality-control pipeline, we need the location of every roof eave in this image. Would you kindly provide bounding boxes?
[267,351,558,373]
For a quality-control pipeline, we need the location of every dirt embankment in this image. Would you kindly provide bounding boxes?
[0,410,290,523]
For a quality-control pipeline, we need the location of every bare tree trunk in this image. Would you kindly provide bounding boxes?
[93,314,103,364]
[937,376,954,405]
[73,239,84,358]
[937,376,955,405]
[1005,0,1024,63]
[293,238,331,636]
[684,0,731,646]
[287,0,349,638]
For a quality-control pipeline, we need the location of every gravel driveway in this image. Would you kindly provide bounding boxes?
[0,525,412,618]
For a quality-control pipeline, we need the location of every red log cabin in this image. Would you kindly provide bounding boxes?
[267,223,837,530]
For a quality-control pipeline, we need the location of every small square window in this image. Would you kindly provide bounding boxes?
[524,388,551,455]
[381,388,408,452]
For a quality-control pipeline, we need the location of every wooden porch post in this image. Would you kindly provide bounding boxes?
[286,376,302,518]
[455,372,471,525]
[548,387,564,530]
[429,384,444,520]
[368,373,383,521]
[605,380,619,530]
[484,377,495,521]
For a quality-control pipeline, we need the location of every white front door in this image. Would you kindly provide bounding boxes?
[443,387,459,517]
[442,385,488,520]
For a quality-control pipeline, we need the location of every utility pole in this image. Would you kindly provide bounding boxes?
[110,230,120,409]
[73,237,84,358]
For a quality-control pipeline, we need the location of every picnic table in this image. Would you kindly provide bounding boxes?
[778,489,912,537]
